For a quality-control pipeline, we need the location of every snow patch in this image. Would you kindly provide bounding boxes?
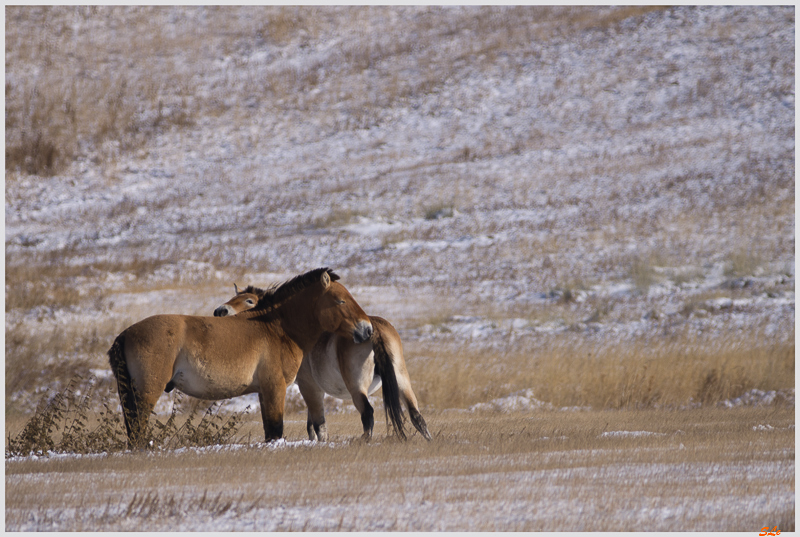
[721,388,794,408]
[343,216,403,235]
[469,389,555,412]
[600,431,668,438]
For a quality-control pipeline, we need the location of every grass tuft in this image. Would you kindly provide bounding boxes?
[7,376,128,456]
[423,204,455,221]
[6,377,251,457]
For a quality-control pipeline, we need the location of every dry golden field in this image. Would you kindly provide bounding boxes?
[5,5,795,531]
[6,407,794,531]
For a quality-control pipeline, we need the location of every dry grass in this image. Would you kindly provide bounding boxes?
[4,248,198,314]
[5,6,202,176]
[4,320,113,412]
[404,327,794,411]
[6,377,252,457]
[6,407,794,531]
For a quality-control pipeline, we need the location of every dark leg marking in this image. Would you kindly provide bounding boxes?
[360,394,374,440]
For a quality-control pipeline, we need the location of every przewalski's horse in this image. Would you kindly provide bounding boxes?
[216,284,432,442]
[108,268,372,448]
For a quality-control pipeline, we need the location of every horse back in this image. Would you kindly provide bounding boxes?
[121,313,301,398]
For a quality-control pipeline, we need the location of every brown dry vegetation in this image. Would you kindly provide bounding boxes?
[6,408,794,531]
[403,324,794,411]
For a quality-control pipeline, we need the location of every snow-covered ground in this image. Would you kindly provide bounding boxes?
[6,407,794,532]
[5,7,795,530]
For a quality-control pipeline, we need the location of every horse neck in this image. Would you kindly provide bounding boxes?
[243,289,323,352]
[277,297,323,351]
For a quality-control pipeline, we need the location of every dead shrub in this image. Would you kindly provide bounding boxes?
[6,377,252,457]
[7,376,128,456]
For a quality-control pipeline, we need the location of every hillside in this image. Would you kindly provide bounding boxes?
[5,6,795,414]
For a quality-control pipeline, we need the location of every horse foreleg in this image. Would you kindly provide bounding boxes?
[257,378,286,442]
[296,373,327,441]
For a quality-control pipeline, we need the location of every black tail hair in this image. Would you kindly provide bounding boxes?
[107,333,140,446]
[371,329,407,440]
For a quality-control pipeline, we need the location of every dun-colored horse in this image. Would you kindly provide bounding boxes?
[108,268,372,448]
[215,284,431,442]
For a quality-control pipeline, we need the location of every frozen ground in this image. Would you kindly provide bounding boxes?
[8,458,793,532]
[5,408,794,532]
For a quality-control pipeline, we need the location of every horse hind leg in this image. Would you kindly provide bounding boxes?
[407,403,432,441]
[378,323,431,441]
[370,331,407,441]
[399,381,432,441]
[108,334,156,449]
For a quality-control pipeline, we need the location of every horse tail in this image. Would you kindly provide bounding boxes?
[107,333,140,447]
[372,329,407,441]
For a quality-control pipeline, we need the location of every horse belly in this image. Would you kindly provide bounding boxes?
[310,338,351,399]
[314,363,350,400]
[312,340,382,399]
[171,352,255,400]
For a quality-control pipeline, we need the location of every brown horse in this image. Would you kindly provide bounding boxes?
[215,284,431,442]
[108,268,372,448]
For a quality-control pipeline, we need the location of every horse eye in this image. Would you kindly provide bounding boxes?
[246,299,255,305]
[335,299,346,305]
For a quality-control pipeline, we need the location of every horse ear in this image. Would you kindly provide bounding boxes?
[234,283,240,294]
[320,270,331,289]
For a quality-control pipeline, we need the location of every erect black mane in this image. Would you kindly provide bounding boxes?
[253,267,340,311]
[240,285,269,299]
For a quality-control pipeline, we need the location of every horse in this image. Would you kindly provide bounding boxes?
[107,268,373,448]
[215,283,432,442]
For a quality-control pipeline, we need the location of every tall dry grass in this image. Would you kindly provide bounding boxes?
[405,326,794,411]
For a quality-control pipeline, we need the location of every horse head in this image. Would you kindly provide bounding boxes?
[314,270,373,344]
[213,284,265,317]
[215,269,373,344]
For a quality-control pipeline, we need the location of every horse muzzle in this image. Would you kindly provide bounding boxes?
[214,305,235,317]
[353,320,373,344]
